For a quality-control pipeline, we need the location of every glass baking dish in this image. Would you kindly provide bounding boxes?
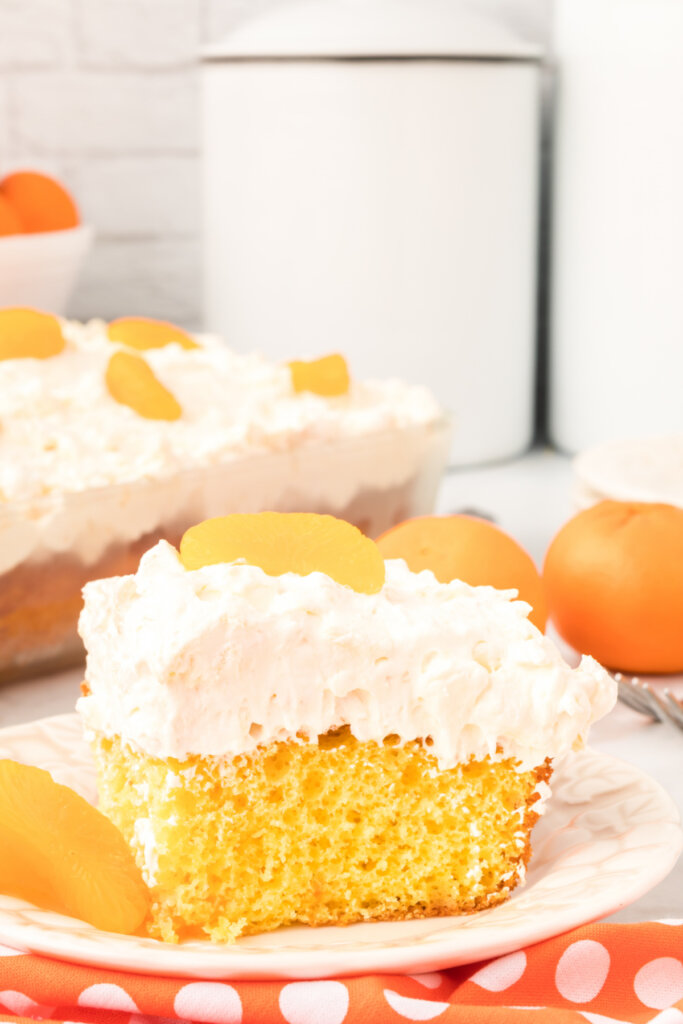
[0,416,451,682]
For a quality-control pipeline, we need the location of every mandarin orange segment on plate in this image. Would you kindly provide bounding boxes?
[0,307,65,361]
[0,171,79,233]
[0,760,149,934]
[180,511,385,594]
[543,500,683,674]
[376,515,547,632]
[289,353,350,397]
[106,350,182,421]
[107,316,198,351]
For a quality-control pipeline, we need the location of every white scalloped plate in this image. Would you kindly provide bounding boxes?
[0,714,680,981]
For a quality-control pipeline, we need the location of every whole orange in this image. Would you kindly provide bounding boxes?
[543,501,683,673]
[0,171,79,233]
[376,515,547,631]
[0,194,23,236]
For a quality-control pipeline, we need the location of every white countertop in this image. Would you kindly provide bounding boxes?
[1,448,681,922]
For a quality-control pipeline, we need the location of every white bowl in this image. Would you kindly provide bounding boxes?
[0,224,93,315]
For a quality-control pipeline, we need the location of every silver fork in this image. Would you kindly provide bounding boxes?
[616,674,683,731]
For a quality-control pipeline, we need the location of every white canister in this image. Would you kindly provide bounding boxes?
[202,0,542,465]
[550,0,683,453]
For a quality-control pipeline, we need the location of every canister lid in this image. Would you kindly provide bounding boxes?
[202,0,541,62]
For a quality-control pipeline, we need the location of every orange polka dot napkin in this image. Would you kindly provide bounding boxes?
[0,921,681,1024]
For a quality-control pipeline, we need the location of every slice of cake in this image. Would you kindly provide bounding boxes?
[76,513,616,944]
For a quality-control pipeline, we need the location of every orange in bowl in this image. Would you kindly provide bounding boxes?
[543,500,683,674]
[0,170,79,233]
[376,515,547,631]
[0,194,23,236]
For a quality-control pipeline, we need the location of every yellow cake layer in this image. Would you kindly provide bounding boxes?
[91,729,551,943]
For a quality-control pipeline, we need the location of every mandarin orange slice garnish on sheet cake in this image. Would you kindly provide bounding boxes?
[105,350,182,421]
[544,500,683,674]
[107,316,198,351]
[288,353,350,397]
[0,760,150,933]
[0,307,66,361]
[376,514,547,631]
[180,512,385,594]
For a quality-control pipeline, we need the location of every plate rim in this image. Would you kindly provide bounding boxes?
[0,712,680,980]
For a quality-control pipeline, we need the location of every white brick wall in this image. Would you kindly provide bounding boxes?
[0,0,76,69]
[80,0,201,69]
[76,157,199,237]
[473,0,551,43]
[0,0,550,327]
[10,71,199,153]
[0,80,11,158]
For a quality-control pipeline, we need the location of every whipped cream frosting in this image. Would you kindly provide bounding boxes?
[77,542,616,771]
[0,319,444,572]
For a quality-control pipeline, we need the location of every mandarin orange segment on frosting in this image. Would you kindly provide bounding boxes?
[105,350,182,421]
[289,353,350,397]
[0,307,65,361]
[107,316,198,351]
[179,511,385,594]
[0,759,150,934]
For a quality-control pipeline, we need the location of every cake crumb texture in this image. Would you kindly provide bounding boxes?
[92,728,551,943]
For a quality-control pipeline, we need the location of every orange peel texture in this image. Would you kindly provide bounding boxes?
[377,515,547,632]
[180,511,385,595]
[0,307,65,361]
[0,759,150,934]
[107,316,198,351]
[0,171,79,233]
[106,350,182,421]
[543,500,683,673]
[289,354,350,397]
